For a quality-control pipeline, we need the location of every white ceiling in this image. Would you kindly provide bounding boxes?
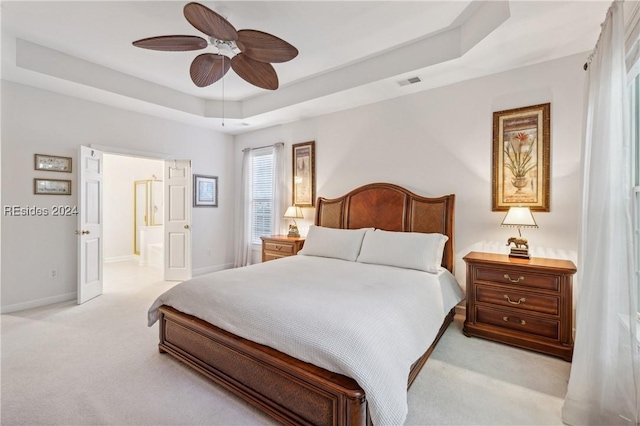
[1,1,612,134]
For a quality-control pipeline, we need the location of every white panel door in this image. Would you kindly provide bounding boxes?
[164,160,192,281]
[77,146,103,304]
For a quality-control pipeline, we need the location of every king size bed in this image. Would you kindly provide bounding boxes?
[148,183,461,425]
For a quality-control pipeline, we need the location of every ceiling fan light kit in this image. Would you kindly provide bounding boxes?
[132,2,298,90]
[211,39,237,58]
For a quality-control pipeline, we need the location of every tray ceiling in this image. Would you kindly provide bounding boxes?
[1,1,611,134]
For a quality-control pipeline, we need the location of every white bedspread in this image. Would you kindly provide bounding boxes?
[148,255,464,425]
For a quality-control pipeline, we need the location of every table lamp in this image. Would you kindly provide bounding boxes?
[501,206,538,259]
[284,206,303,237]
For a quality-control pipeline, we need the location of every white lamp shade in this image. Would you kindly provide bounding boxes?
[284,206,304,219]
[501,207,538,228]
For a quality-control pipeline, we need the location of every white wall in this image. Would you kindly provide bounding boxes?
[103,154,164,261]
[235,53,586,289]
[1,81,235,312]
[1,52,588,312]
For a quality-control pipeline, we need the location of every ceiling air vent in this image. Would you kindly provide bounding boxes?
[397,76,422,87]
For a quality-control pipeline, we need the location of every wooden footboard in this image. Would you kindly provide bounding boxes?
[158,306,455,426]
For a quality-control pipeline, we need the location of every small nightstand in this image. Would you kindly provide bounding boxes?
[260,235,305,262]
[463,251,576,361]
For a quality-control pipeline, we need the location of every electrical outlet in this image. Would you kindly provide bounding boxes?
[50,269,57,278]
[207,249,212,256]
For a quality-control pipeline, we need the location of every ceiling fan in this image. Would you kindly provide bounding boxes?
[132,2,298,90]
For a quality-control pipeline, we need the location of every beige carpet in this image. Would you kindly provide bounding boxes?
[1,261,570,425]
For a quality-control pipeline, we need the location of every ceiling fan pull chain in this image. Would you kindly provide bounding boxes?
[222,71,225,127]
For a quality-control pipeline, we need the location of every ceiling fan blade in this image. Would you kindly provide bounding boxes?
[132,35,208,51]
[231,53,278,90]
[184,2,237,41]
[190,53,231,87]
[236,30,298,63]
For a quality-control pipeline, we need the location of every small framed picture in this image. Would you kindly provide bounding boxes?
[193,174,218,207]
[34,154,72,172]
[34,178,71,195]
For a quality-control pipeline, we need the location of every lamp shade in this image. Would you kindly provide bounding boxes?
[501,207,538,228]
[283,206,304,219]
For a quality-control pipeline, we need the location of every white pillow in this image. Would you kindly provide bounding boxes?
[356,229,448,273]
[298,226,370,261]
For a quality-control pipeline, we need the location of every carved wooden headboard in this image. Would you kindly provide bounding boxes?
[315,182,456,273]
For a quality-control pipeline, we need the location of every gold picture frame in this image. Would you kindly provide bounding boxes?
[34,154,72,172]
[34,178,71,195]
[492,103,550,212]
[292,141,315,207]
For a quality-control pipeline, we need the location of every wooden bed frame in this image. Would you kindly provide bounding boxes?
[157,183,456,425]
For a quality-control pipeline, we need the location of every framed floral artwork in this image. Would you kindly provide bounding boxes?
[292,141,315,207]
[492,103,550,212]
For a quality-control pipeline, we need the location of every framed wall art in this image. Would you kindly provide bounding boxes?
[492,103,550,212]
[292,141,315,207]
[34,154,72,172]
[193,174,218,207]
[34,178,71,195]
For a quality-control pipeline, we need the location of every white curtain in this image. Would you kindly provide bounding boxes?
[627,1,640,81]
[234,148,253,268]
[272,142,285,235]
[562,2,639,424]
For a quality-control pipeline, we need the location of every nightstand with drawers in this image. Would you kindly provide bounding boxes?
[463,251,577,361]
[260,235,305,262]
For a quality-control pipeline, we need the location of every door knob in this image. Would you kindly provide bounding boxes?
[184,225,190,229]
[82,230,90,235]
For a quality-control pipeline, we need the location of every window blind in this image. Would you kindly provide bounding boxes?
[251,148,274,244]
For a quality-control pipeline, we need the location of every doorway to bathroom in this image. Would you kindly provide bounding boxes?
[102,153,165,292]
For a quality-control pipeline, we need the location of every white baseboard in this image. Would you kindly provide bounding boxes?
[104,255,137,263]
[193,263,234,277]
[1,292,76,314]
[455,304,466,316]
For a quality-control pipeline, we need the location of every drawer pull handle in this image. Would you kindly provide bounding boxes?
[504,274,524,283]
[275,245,282,250]
[502,316,526,326]
[504,295,526,305]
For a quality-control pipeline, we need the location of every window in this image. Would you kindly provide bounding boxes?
[251,148,275,244]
